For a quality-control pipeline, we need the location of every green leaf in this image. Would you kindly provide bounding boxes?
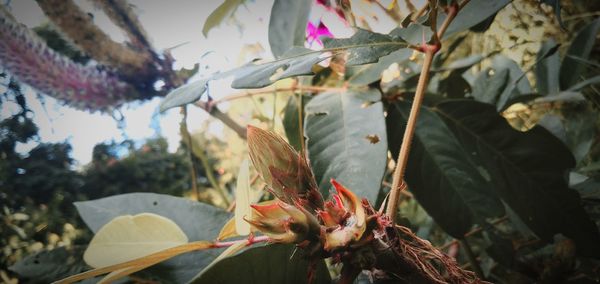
[161,30,410,111]
[432,100,600,257]
[560,18,600,90]
[535,39,561,95]
[282,94,309,152]
[390,23,433,46]
[202,0,244,37]
[231,47,327,89]
[567,74,600,92]
[348,49,413,86]
[268,0,311,58]
[159,78,208,112]
[471,55,531,111]
[387,101,504,238]
[442,0,511,37]
[564,109,596,163]
[304,89,387,202]
[9,246,90,283]
[471,69,509,104]
[191,244,330,284]
[323,28,408,66]
[74,193,232,283]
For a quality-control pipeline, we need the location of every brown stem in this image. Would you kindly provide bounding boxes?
[385,48,436,223]
[386,0,464,223]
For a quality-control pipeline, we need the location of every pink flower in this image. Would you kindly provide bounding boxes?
[306,21,333,47]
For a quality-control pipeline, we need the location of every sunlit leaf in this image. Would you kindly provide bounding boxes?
[83,213,188,268]
[74,193,231,283]
[304,88,387,202]
[234,159,251,236]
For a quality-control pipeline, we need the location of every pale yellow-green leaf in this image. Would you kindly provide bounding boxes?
[83,213,188,268]
[235,158,251,235]
[217,217,238,241]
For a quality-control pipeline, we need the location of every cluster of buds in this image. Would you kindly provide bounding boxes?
[245,126,483,284]
[246,126,384,257]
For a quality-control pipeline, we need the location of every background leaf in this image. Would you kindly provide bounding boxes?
[234,159,251,236]
[433,100,600,257]
[74,193,231,283]
[348,49,413,86]
[9,246,90,284]
[191,244,330,284]
[304,89,387,202]
[387,101,504,237]
[441,0,511,37]
[322,29,407,66]
[282,94,310,152]
[159,79,208,112]
[268,0,312,58]
[202,0,244,37]
[535,39,561,95]
[560,18,600,90]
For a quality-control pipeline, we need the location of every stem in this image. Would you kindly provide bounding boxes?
[460,239,485,279]
[195,101,247,139]
[180,106,200,200]
[385,0,464,223]
[190,137,231,207]
[385,48,436,222]
[213,235,270,248]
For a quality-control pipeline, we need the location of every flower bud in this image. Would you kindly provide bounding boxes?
[247,126,323,210]
[246,200,320,243]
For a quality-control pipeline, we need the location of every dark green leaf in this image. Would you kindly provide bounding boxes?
[441,0,511,37]
[202,0,244,37]
[433,100,600,257]
[304,89,387,202]
[191,244,331,284]
[323,29,407,66]
[387,101,504,237]
[560,18,600,89]
[159,78,208,112]
[348,49,413,86]
[268,0,311,58]
[9,246,90,283]
[535,39,561,95]
[282,94,309,152]
[75,193,232,283]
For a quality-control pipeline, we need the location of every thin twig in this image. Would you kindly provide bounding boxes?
[180,106,200,200]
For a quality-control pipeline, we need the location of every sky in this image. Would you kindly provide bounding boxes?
[0,0,398,167]
[1,0,275,166]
